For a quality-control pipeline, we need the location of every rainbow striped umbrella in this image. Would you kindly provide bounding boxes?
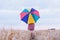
[20,8,40,31]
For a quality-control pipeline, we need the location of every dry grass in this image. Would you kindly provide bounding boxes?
[0,29,60,40]
[34,30,60,40]
[0,28,31,40]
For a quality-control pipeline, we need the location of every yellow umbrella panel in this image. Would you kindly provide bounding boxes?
[28,13,35,24]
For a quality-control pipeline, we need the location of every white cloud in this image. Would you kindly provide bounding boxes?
[0,8,60,25]
[48,0,60,8]
[0,0,60,30]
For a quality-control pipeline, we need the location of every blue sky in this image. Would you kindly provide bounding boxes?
[0,0,60,30]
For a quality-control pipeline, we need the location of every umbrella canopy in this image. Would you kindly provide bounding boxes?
[20,8,40,24]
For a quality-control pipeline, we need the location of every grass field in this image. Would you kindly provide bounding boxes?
[0,28,60,40]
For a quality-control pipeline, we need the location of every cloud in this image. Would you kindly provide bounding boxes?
[0,0,60,10]
[0,0,60,29]
[0,0,49,10]
[0,8,59,23]
[48,0,60,8]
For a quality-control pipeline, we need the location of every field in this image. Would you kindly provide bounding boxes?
[0,28,60,40]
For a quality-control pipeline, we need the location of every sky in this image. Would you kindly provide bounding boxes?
[0,0,60,30]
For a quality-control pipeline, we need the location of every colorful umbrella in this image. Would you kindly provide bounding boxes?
[20,8,40,31]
